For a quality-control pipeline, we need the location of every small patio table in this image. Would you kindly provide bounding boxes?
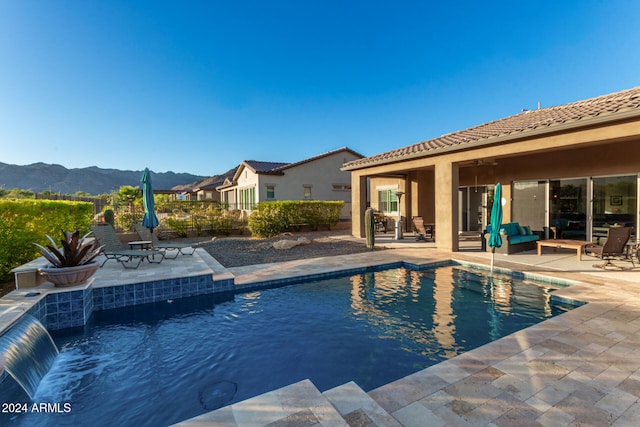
[128,240,152,250]
[536,239,588,262]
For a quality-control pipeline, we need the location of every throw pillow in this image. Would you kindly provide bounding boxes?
[524,226,532,235]
[518,225,526,235]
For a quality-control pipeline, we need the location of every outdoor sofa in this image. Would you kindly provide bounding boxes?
[484,222,540,255]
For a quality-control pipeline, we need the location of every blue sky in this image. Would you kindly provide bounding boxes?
[1,1,639,177]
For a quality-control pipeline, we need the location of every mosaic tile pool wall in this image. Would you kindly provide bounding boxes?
[24,274,233,331]
[17,259,580,332]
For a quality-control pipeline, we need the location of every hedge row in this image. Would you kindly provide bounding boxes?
[0,199,94,282]
[248,201,344,237]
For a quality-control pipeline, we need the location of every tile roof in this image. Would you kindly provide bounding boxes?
[241,147,364,176]
[193,178,225,191]
[218,147,363,190]
[343,86,640,170]
[244,160,290,175]
[270,147,364,172]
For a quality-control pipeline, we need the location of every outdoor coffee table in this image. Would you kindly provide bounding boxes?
[537,239,588,261]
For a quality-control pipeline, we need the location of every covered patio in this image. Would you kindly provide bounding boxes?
[343,87,640,253]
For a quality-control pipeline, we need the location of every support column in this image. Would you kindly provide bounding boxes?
[351,173,368,238]
[435,161,459,252]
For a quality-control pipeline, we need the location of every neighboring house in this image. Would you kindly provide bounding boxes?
[343,86,640,251]
[175,168,237,201]
[217,147,364,219]
[175,191,192,201]
[193,178,224,201]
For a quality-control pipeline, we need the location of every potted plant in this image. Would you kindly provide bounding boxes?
[33,230,104,287]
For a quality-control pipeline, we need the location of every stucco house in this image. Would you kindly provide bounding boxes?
[343,86,640,252]
[193,178,224,201]
[217,147,364,219]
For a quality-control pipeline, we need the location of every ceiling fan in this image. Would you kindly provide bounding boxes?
[474,159,498,166]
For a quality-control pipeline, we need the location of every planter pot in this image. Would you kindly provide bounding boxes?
[38,262,100,287]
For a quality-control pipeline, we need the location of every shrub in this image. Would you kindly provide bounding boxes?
[103,209,115,226]
[207,210,232,235]
[247,203,290,238]
[164,219,189,237]
[219,209,245,235]
[248,201,344,237]
[0,200,93,281]
[115,211,142,232]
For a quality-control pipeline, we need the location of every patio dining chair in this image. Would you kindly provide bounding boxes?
[373,212,387,233]
[91,224,165,269]
[584,226,633,269]
[133,224,196,259]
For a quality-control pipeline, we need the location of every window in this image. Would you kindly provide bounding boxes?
[239,187,256,210]
[377,188,398,213]
[332,184,351,191]
[303,185,312,199]
[266,185,275,200]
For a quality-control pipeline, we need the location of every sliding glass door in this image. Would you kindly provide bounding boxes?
[592,175,637,244]
[459,187,487,233]
[512,176,639,243]
[549,179,588,240]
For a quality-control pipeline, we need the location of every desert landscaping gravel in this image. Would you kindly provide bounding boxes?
[194,230,376,267]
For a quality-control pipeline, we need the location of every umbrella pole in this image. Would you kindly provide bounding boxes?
[490,247,495,275]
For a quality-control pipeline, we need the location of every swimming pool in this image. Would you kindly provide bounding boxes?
[0,265,577,426]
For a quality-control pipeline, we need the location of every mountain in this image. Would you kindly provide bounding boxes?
[172,167,238,192]
[0,162,207,195]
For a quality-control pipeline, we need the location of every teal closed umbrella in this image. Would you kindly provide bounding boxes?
[488,183,503,274]
[141,168,159,233]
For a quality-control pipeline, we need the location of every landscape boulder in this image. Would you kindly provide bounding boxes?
[272,236,311,250]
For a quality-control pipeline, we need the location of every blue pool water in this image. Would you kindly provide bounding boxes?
[0,265,576,426]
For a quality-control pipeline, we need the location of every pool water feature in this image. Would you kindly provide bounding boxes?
[0,315,59,399]
[0,265,578,426]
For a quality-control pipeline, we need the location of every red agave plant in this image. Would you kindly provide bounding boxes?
[33,230,103,268]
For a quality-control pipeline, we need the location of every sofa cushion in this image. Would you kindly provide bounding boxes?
[526,234,540,242]
[509,234,539,244]
[501,223,520,237]
[487,222,539,242]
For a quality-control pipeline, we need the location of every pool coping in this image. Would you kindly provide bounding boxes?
[0,251,580,336]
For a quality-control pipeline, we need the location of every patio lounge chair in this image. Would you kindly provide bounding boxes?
[412,216,434,241]
[91,224,165,269]
[133,224,196,259]
[584,226,633,269]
